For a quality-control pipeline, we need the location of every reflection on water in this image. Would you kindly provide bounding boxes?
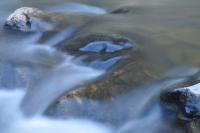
[0,0,200,133]
[43,2,107,14]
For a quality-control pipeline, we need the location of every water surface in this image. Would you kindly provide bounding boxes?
[0,0,200,133]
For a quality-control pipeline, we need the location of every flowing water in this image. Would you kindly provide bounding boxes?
[0,0,200,133]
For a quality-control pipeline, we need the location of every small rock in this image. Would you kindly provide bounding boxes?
[4,7,51,32]
[4,7,97,32]
[110,6,142,14]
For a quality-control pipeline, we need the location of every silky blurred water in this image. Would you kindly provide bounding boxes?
[0,0,199,133]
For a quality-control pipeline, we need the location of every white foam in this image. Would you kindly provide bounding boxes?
[185,83,200,95]
[0,90,111,133]
[10,118,111,133]
[21,59,103,115]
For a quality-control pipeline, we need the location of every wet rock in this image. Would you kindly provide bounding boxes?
[46,98,85,119]
[47,97,128,126]
[58,33,161,100]
[160,71,200,133]
[46,77,189,129]
[4,7,52,32]
[190,119,200,133]
[4,7,94,32]
[161,83,200,120]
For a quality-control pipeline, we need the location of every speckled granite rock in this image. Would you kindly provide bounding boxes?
[4,7,51,32]
[4,7,94,32]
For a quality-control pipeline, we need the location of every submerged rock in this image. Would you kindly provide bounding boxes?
[79,41,133,53]
[57,33,161,101]
[60,33,135,53]
[89,56,123,71]
[59,33,134,71]
[161,83,200,120]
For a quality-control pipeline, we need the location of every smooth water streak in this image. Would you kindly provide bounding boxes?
[0,89,112,133]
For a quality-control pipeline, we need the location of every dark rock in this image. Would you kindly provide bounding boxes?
[189,119,200,133]
[110,6,142,14]
[161,83,200,120]
[160,71,200,133]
